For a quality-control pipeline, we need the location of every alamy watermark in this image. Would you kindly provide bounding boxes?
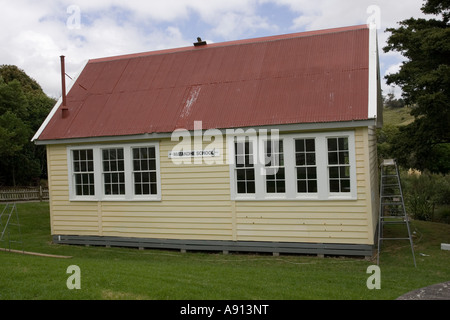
[366,265,381,290]
[66,265,81,289]
[366,5,381,30]
[169,121,282,175]
[66,5,81,30]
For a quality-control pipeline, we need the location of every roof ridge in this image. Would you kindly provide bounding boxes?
[89,24,369,64]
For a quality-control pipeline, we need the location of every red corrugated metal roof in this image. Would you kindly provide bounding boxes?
[37,25,373,141]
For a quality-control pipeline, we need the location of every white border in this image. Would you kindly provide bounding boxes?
[368,26,379,120]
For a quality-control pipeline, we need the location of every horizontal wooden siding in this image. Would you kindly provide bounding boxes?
[47,127,375,245]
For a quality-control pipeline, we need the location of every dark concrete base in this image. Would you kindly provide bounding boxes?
[52,234,374,257]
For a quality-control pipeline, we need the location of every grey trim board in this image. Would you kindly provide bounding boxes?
[53,235,373,256]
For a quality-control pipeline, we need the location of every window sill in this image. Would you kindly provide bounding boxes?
[231,194,357,201]
[69,196,162,202]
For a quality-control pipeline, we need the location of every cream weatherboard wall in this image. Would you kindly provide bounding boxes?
[46,127,377,246]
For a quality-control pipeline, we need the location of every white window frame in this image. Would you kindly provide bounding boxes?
[67,142,161,201]
[228,131,357,201]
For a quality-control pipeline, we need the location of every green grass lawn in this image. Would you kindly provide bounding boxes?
[1,202,449,300]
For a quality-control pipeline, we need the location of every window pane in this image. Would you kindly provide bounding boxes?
[87,160,94,171]
[276,168,285,180]
[339,137,348,151]
[143,184,150,195]
[297,180,306,193]
[237,181,246,194]
[150,183,157,195]
[118,160,124,171]
[266,180,276,193]
[149,160,156,170]
[134,172,141,183]
[148,148,155,158]
[339,151,349,165]
[141,159,148,171]
[296,153,305,166]
[308,180,317,193]
[110,149,117,160]
[295,139,305,152]
[236,169,246,181]
[133,160,140,171]
[246,168,255,181]
[247,181,255,193]
[328,138,337,151]
[103,161,110,172]
[329,167,339,179]
[341,179,350,193]
[340,166,350,179]
[330,179,340,192]
[307,167,317,180]
[133,148,140,159]
[140,148,147,159]
[236,155,245,167]
[276,181,285,193]
[297,167,306,180]
[135,184,142,195]
[305,139,315,152]
[328,152,338,165]
[306,153,316,165]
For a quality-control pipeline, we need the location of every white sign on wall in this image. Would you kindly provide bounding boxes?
[168,149,221,159]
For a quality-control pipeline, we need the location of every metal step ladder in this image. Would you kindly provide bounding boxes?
[377,159,416,267]
[0,203,23,252]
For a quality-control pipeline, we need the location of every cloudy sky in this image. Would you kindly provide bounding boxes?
[0,0,428,99]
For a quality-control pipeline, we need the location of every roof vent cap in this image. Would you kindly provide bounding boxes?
[194,37,207,47]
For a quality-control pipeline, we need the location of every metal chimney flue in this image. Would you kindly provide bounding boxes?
[193,37,207,47]
[60,55,69,118]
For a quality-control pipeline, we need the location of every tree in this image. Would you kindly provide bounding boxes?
[0,65,55,186]
[383,91,405,109]
[384,0,450,174]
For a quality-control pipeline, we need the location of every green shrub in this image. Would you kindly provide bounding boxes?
[401,171,450,223]
[434,206,450,224]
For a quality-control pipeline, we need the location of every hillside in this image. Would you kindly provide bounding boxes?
[382,106,415,127]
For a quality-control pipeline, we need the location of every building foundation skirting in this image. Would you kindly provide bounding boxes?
[52,235,373,257]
